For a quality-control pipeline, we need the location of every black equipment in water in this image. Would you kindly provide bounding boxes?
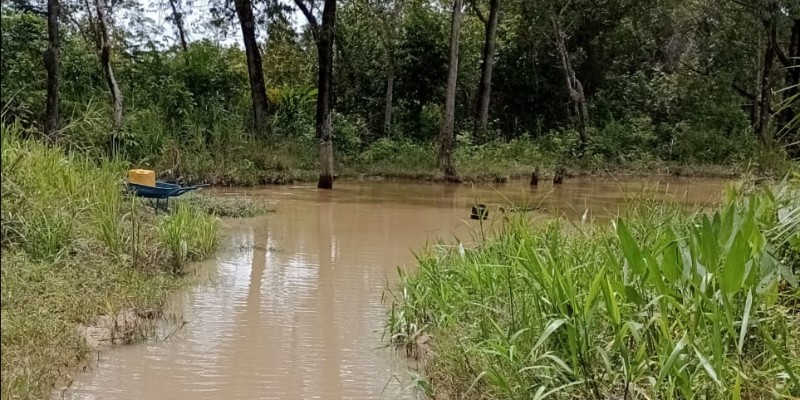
[471,204,488,220]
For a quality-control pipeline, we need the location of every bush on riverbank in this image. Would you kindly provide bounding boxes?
[387,177,799,399]
[138,130,765,186]
[0,123,220,399]
[173,192,275,218]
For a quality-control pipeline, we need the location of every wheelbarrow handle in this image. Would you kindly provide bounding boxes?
[172,184,210,197]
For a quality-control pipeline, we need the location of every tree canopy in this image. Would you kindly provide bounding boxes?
[1,0,797,181]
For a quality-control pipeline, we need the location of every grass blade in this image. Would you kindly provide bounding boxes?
[737,290,753,354]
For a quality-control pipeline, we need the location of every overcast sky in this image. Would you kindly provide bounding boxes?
[139,0,306,47]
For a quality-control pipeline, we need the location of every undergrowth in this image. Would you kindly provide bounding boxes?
[387,176,800,399]
[174,192,275,218]
[0,122,220,399]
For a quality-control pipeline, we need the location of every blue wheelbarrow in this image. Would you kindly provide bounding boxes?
[126,181,209,211]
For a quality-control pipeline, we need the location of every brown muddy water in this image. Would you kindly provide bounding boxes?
[59,177,728,400]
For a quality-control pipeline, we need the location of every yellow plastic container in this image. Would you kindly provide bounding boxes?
[128,169,156,187]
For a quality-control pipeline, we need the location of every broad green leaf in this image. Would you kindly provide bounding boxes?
[661,240,682,283]
[720,231,750,296]
[616,219,646,276]
[646,251,671,296]
[602,277,621,326]
[584,266,606,322]
[700,216,720,270]
[718,204,736,248]
[624,285,645,306]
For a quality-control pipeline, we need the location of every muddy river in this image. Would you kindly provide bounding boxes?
[59,177,728,399]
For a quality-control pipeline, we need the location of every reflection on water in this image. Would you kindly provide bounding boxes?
[60,177,726,400]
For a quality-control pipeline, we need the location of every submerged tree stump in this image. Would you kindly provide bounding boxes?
[530,167,539,186]
[471,204,488,220]
[553,166,566,184]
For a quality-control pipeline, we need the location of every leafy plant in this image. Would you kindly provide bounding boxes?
[387,182,800,399]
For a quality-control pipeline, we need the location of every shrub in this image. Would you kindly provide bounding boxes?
[387,182,799,399]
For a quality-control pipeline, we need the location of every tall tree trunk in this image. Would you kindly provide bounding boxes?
[44,0,60,140]
[791,19,800,87]
[168,0,189,52]
[384,59,394,136]
[294,0,337,189]
[552,17,588,150]
[439,0,463,181]
[234,0,270,136]
[780,18,799,127]
[474,0,499,142]
[756,13,777,145]
[366,0,401,137]
[95,0,123,157]
[315,0,336,189]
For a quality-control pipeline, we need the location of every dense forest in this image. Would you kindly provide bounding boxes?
[2,1,800,398]
[1,0,799,187]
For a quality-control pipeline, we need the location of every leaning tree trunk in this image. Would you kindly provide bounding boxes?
[553,17,588,151]
[474,0,499,142]
[439,0,463,181]
[95,0,123,157]
[756,14,777,145]
[315,0,336,189]
[44,0,60,140]
[168,0,189,52]
[790,19,800,90]
[383,57,394,136]
[779,18,799,127]
[234,0,270,136]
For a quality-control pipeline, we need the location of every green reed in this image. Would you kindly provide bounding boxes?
[387,181,799,399]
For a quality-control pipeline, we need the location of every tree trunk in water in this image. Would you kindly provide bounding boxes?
[44,0,60,140]
[756,14,777,145]
[234,0,270,136]
[316,0,336,189]
[168,0,189,52]
[95,0,123,157]
[553,17,588,151]
[439,0,463,181]
[384,64,394,136]
[474,0,499,142]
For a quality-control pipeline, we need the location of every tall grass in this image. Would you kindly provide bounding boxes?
[1,122,220,399]
[159,204,218,272]
[387,181,799,399]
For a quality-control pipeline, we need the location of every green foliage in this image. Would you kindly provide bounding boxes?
[588,117,655,162]
[355,138,437,177]
[175,192,274,218]
[158,204,218,272]
[268,85,317,119]
[0,10,47,126]
[1,0,796,183]
[0,123,220,399]
[387,183,799,398]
